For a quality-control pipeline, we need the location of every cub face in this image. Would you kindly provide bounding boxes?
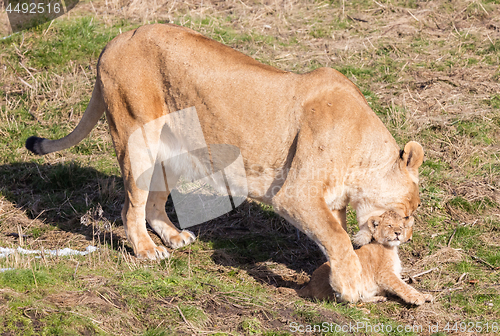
[367,210,413,247]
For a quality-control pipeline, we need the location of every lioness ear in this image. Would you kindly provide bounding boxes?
[401,141,424,181]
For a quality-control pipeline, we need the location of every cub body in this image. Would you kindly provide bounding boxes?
[299,211,432,305]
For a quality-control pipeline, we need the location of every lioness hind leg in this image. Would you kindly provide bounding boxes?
[146,191,196,249]
[122,190,170,260]
[114,128,169,260]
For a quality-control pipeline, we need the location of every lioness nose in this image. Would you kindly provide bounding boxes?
[395,231,401,237]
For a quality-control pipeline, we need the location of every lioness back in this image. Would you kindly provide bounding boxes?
[97,24,378,202]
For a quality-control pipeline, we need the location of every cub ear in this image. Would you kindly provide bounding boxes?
[367,218,379,233]
[401,141,424,181]
[405,216,415,228]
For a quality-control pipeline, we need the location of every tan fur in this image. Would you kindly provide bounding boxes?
[26,24,424,302]
[299,211,433,305]
[353,207,414,247]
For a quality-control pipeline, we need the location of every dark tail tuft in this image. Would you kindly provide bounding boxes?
[25,136,47,155]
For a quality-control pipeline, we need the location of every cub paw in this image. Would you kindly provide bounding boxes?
[407,294,426,306]
[136,245,170,260]
[423,293,433,302]
[363,296,388,303]
[169,230,196,249]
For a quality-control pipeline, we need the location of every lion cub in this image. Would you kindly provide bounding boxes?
[298,211,432,305]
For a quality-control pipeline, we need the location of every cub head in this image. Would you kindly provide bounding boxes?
[367,210,414,247]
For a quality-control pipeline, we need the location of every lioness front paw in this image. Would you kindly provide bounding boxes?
[352,230,372,247]
[330,254,364,302]
[338,283,362,302]
[168,230,196,249]
[136,245,170,260]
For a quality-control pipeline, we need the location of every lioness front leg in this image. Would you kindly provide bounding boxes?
[272,184,365,302]
[330,207,347,232]
[146,191,196,249]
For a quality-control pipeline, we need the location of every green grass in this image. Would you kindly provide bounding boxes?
[454,120,496,145]
[36,18,132,71]
[177,304,208,327]
[0,268,55,291]
[336,65,374,80]
[240,318,263,334]
[448,196,497,215]
[0,241,372,335]
[485,94,500,109]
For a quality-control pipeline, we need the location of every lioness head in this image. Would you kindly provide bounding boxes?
[355,141,424,226]
[367,210,413,247]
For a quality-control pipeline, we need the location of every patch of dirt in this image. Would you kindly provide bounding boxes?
[163,289,351,334]
[0,197,42,234]
[247,261,311,288]
[479,231,500,248]
[415,247,464,268]
[46,290,108,308]
[78,275,110,288]
[32,229,90,250]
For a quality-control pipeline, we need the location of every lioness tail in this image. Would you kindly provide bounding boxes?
[26,81,105,155]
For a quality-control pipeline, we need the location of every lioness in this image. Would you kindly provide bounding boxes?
[25,24,423,302]
[299,211,432,305]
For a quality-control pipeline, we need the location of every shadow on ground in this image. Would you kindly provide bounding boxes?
[0,161,325,290]
[0,161,123,249]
